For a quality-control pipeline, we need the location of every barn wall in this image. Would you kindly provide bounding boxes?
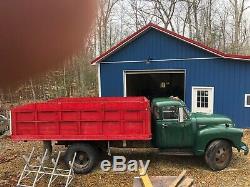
[103,29,215,62]
[99,28,250,128]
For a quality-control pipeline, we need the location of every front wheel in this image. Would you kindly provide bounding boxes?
[64,143,98,174]
[205,140,232,171]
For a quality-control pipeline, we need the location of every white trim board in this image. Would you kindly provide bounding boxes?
[98,63,101,97]
[245,94,250,107]
[99,57,220,64]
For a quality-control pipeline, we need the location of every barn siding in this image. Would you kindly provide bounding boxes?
[99,28,250,128]
[104,29,215,62]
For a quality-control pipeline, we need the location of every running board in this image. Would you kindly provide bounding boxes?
[158,149,194,156]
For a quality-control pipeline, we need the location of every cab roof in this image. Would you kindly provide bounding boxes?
[152,97,186,107]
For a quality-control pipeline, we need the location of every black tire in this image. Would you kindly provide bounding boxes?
[205,140,232,171]
[64,143,98,174]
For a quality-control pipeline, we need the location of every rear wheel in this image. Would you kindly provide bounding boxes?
[205,140,232,171]
[64,143,98,174]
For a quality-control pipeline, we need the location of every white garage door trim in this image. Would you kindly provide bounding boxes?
[98,63,101,97]
[123,69,186,98]
[192,86,214,114]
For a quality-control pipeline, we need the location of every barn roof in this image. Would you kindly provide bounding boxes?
[91,23,250,65]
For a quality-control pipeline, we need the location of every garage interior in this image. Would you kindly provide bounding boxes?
[125,71,185,101]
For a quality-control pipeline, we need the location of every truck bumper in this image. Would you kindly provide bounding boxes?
[238,142,249,155]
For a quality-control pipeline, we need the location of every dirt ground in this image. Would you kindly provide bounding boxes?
[0,130,249,187]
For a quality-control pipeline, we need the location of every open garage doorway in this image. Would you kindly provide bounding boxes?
[125,70,185,101]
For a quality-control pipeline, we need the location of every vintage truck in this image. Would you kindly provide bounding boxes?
[11,97,248,173]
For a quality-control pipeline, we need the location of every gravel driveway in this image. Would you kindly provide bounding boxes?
[0,130,249,187]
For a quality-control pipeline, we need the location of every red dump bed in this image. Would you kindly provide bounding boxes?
[11,97,151,141]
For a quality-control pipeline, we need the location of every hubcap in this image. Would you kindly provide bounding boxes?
[215,147,229,164]
[74,151,90,169]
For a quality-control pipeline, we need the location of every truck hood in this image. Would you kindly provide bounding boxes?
[191,112,233,125]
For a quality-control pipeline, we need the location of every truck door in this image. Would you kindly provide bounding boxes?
[180,108,193,147]
[152,106,193,148]
[159,106,183,148]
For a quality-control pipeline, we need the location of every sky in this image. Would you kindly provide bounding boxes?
[246,1,250,16]
[246,1,250,30]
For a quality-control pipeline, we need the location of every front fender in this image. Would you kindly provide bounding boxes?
[194,126,244,156]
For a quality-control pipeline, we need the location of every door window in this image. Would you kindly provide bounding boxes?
[162,106,179,120]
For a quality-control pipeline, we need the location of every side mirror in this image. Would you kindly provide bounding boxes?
[179,108,184,123]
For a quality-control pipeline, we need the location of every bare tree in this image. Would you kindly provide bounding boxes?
[153,0,178,31]
[96,0,120,53]
[229,0,250,53]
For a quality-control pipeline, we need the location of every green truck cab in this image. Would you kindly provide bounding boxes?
[151,97,248,171]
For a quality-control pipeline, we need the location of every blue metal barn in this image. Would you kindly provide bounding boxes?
[91,23,250,128]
